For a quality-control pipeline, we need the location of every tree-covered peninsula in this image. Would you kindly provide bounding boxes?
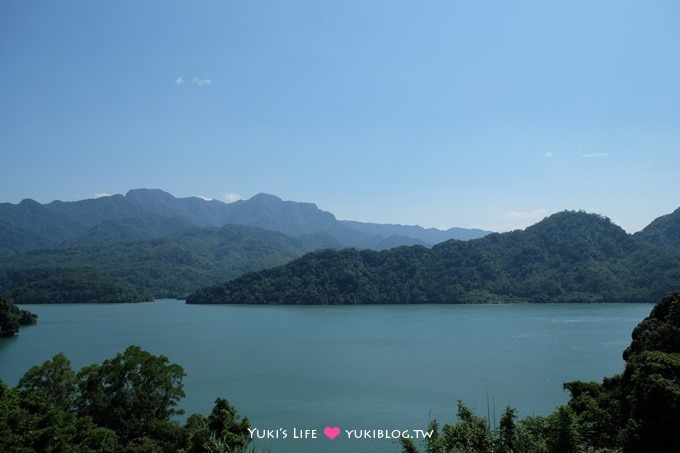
[0,296,37,337]
[187,211,680,305]
[0,267,152,304]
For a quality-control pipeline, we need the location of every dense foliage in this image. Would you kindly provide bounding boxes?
[0,267,152,304]
[402,291,680,453]
[1,225,308,300]
[634,206,680,252]
[188,211,680,304]
[0,346,252,452]
[0,295,37,337]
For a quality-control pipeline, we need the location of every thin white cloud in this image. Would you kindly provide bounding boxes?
[192,77,212,87]
[544,152,554,158]
[224,193,241,203]
[197,195,213,201]
[582,152,608,158]
[95,192,112,198]
[175,76,185,85]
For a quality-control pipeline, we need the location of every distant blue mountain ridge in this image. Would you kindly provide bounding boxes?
[0,188,491,257]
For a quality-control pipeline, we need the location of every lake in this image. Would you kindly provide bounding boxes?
[0,301,651,452]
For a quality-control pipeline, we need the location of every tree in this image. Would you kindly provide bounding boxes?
[514,415,550,452]
[400,435,420,453]
[0,295,37,337]
[425,419,441,453]
[546,405,579,452]
[0,296,20,336]
[0,380,24,451]
[620,350,680,451]
[185,413,212,452]
[2,346,258,452]
[618,291,680,451]
[17,353,78,411]
[184,399,252,453]
[551,291,680,452]
[439,401,495,452]
[207,397,251,451]
[1,376,100,452]
[77,345,186,444]
[562,378,622,449]
[498,406,517,452]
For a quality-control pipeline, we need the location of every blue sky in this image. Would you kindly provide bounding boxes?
[1,1,678,232]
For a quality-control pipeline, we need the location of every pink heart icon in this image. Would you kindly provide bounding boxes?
[324,426,341,440]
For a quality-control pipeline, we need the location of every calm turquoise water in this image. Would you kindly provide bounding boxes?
[0,301,651,452]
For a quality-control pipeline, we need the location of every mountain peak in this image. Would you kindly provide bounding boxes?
[251,192,280,199]
[635,205,680,251]
[249,193,283,203]
[19,198,42,207]
[125,188,176,202]
[527,210,622,233]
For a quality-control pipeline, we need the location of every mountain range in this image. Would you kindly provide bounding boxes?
[0,189,489,303]
[3,189,679,305]
[0,189,489,257]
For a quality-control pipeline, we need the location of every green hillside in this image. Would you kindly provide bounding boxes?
[1,225,307,300]
[187,211,680,304]
[635,206,680,251]
[0,267,151,304]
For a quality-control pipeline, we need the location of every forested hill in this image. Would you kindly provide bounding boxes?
[187,210,680,305]
[0,224,308,302]
[634,206,680,251]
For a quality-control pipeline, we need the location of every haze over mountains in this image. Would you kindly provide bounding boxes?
[0,188,490,257]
